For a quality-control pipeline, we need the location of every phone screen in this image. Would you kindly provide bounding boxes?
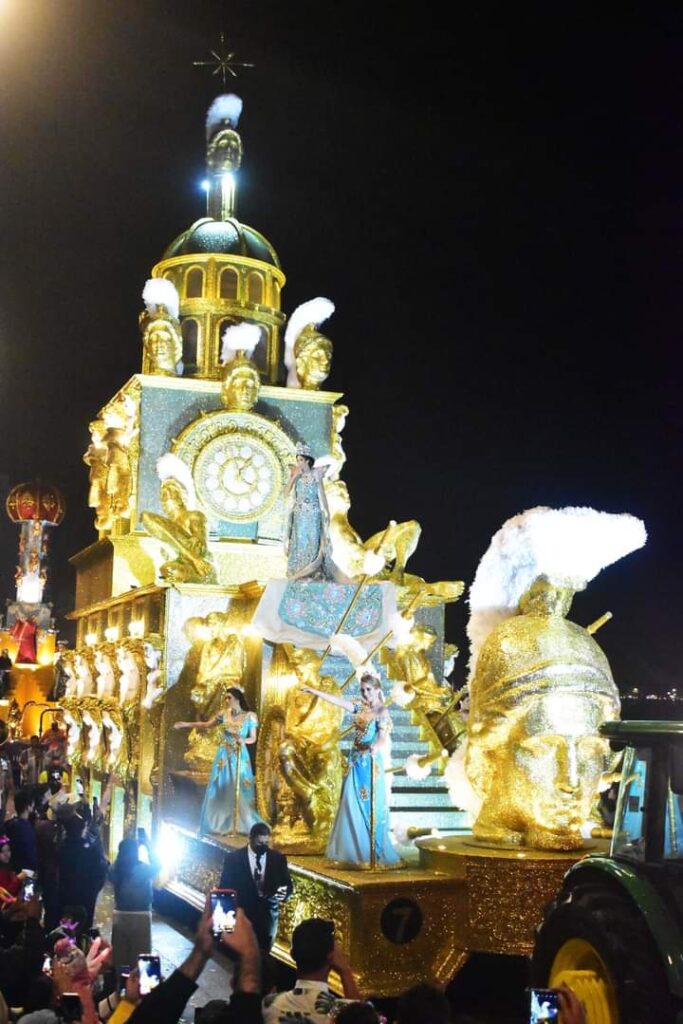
[209,888,237,936]
[23,879,35,900]
[118,965,130,995]
[529,988,560,1023]
[137,954,161,996]
[61,992,83,1023]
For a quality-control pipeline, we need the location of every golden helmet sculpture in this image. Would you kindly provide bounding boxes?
[283,296,335,391]
[461,505,647,851]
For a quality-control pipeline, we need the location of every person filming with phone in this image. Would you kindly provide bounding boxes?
[109,829,161,969]
[527,985,586,1024]
[108,897,262,1024]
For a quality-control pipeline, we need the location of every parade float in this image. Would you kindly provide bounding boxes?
[41,91,647,996]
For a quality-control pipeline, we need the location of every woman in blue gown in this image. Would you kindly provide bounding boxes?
[174,687,264,836]
[285,443,339,580]
[301,672,401,869]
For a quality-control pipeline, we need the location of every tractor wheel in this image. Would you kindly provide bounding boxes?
[532,879,679,1024]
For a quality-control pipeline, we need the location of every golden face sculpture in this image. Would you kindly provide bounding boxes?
[466,578,620,850]
[145,319,181,375]
[294,329,332,389]
[160,479,186,518]
[207,128,243,173]
[473,692,614,850]
[221,359,261,411]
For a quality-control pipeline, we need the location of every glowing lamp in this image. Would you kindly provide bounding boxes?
[85,633,97,646]
[104,626,119,642]
[155,822,184,877]
[128,621,144,638]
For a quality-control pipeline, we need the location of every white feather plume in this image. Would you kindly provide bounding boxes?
[221,322,261,362]
[405,754,432,780]
[283,297,335,387]
[142,278,180,319]
[391,680,414,708]
[389,612,414,646]
[157,453,197,510]
[444,740,480,818]
[329,632,367,667]
[467,505,647,678]
[363,550,386,576]
[392,822,410,845]
[206,94,243,138]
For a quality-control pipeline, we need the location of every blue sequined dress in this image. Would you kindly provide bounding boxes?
[286,470,337,580]
[199,712,264,836]
[325,705,401,868]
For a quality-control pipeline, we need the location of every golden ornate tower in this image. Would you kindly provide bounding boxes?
[68,93,345,854]
[152,94,285,381]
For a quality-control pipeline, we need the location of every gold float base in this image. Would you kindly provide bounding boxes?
[416,834,609,957]
[163,823,607,997]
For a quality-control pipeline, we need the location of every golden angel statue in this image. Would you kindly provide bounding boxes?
[141,453,214,584]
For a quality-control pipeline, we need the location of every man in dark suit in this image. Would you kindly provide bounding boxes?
[219,822,293,956]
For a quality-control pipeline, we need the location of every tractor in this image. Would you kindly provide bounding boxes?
[533,720,683,1023]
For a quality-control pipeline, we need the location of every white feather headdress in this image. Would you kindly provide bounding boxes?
[328,632,367,667]
[467,505,647,678]
[221,322,261,363]
[157,453,197,510]
[206,94,243,138]
[283,297,335,387]
[142,278,180,320]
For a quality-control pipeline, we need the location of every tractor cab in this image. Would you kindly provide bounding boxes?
[533,720,683,1024]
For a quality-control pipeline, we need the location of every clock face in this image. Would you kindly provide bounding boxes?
[194,431,282,522]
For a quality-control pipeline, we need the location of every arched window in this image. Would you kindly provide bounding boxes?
[181,319,199,373]
[220,267,239,300]
[185,268,204,299]
[272,280,281,307]
[247,273,263,305]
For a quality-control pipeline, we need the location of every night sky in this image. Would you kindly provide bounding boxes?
[1,3,682,695]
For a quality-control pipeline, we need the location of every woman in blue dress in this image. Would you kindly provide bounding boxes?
[285,443,339,580]
[301,672,401,869]
[174,687,264,836]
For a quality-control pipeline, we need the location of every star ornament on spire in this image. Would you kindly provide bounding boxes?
[193,33,254,87]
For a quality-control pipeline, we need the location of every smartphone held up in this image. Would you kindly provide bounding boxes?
[528,987,559,1023]
[209,888,237,937]
[138,954,161,996]
[61,992,83,1023]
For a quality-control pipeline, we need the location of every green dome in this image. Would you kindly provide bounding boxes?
[163,217,280,269]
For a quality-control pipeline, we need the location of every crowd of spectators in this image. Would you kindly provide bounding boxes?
[0,742,587,1023]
